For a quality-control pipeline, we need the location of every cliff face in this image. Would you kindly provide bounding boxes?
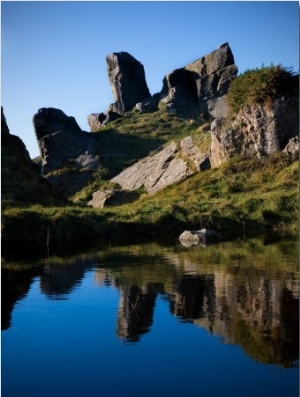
[33,107,100,197]
[1,107,64,206]
[210,96,299,168]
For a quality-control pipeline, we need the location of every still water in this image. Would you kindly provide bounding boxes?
[2,238,299,397]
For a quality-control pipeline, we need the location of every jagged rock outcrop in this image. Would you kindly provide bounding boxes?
[88,43,237,129]
[106,52,151,114]
[1,107,64,206]
[209,95,299,168]
[159,43,238,119]
[111,137,208,195]
[33,107,100,196]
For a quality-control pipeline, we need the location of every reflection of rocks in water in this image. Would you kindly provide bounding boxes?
[1,267,42,330]
[94,268,115,287]
[117,284,157,343]
[169,270,299,367]
[169,276,215,326]
[40,262,88,299]
[2,239,299,368]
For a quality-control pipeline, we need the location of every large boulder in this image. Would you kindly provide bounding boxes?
[209,95,299,168]
[106,52,151,114]
[33,107,100,196]
[160,43,238,119]
[179,229,218,247]
[111,137,209,195]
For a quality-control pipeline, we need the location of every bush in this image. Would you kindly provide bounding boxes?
[227,64,298,116]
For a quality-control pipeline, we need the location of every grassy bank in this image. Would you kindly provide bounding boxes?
[2,151,298,253]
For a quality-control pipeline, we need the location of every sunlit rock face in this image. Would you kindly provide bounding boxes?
[110,137,209,196]
[209,95,299,168]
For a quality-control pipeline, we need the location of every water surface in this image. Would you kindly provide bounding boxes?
[2,238,299,397]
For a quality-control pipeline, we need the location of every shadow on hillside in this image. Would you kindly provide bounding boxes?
[94,128,166,178]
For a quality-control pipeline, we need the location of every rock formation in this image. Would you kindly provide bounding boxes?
[110,137,208,196]
[209,95,299,168]
[1,107,64,206]
[88,189,140,208]
[87,108,121,132]
[88,43,237,130]
[33,107,100,196]
[107,52,151,114]
[160,43,238,119]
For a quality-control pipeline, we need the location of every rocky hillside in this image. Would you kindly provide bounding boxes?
[2,43,299,249]
[28,43,298,207]
[1,107,64,207]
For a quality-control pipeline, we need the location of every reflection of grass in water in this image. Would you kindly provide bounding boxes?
[231,313,298,368]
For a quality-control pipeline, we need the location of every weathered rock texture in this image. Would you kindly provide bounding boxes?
[159,42,238,119]
[87,108,121,132]
[209,96,299,168]
[107,52,151,114]
[88,189,140,208]
[33,107,100,196]
[2,107,64,206]
[111,137,208,195]
[179,229,218,246]
[88,43,237,129]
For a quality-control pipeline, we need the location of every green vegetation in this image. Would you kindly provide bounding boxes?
[226,64,298,116]
[2,151,298,250]
[2,66,299,249]
[93,108,207,178]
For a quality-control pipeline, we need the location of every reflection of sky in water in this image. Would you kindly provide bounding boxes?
[2,239,299,397]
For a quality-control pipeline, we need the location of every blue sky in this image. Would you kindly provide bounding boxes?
[2,1,299,158]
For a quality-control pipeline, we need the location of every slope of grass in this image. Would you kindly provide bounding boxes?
[2,151,298,251]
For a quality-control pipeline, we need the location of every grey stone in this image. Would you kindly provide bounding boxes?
[88,189,141,208]
[33,107,100,196]
[180,136,209,171]
[283,136,299,156]
[135,96,159,113]
[110,136,209,195]
[88,190,114,208]
[209,95,299,168]
[179,229,218,246]
[159,43,237,119]
[106,52,151,113]
[88,109,121,132]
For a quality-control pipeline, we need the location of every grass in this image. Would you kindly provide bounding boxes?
[226,64,298,116]
[92,108,207,177]
[2,151,298,251]
[2,66,298,249]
